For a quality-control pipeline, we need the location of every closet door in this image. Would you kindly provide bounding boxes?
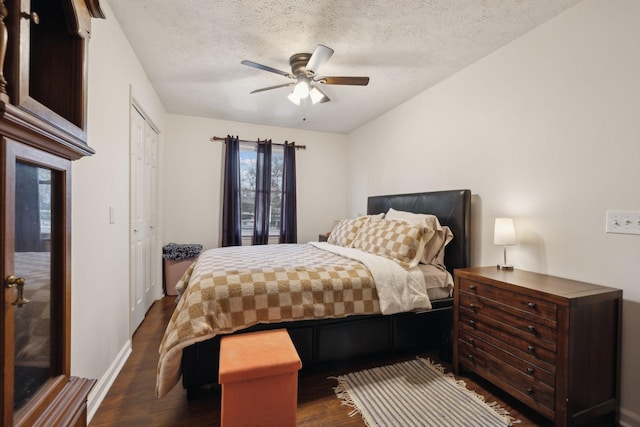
[129,106,159,335]
[2,139,71,426]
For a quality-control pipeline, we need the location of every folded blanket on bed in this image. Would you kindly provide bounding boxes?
[309,242,431,314]
[156,243,431,397]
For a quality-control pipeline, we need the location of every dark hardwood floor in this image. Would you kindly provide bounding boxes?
[90,297,551,426]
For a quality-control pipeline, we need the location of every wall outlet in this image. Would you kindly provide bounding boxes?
[606,211,640,235]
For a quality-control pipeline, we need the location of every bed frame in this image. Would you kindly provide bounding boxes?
[180,189,471,399]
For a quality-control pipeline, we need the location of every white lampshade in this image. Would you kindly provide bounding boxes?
[293,78,310,98]
[287,92,302,105]
[493,218,516,246]
[309,86,329,104]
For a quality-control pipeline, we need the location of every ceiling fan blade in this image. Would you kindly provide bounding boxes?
[250,82,294,94]
[317,76,370,86]
[306,44,334,75]
[241,60,294,79]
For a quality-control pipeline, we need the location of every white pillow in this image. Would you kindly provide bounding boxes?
[429,226,454,267]
[385,208,441,230]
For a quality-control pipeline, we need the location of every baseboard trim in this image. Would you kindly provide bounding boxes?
[620,406,640,427]
[86,339,133,423]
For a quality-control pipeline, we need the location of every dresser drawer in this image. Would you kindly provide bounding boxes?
[458,340,555,415]
[458,329,554,387]
[459,293,557,345]
[458,277,557,321]
[459,310,556,365]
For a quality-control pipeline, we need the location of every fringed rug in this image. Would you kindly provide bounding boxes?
[332,357,520,427]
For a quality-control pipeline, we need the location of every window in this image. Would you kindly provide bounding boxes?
[38,168,52,240]
[239,143,284,236]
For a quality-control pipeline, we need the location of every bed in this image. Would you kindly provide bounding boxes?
[157,189,471,398]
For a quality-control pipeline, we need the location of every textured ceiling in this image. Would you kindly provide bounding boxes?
[107,0,581,134]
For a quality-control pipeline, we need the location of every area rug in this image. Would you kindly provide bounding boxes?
[332,357,519,426]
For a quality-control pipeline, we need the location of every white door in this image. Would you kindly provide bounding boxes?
[130,106,159,335]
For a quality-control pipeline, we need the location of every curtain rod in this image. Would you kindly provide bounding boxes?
[210,136,306,150]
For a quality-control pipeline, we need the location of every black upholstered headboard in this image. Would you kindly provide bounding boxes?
[367,189,471,274]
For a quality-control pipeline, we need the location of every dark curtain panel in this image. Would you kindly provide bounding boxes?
[252,139,272,245]
[279,141,297,243]
[221,135,242,246]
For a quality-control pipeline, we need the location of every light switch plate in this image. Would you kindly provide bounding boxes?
[606,211,640,235]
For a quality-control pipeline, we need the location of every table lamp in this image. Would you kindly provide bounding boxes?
[494,217,516,270]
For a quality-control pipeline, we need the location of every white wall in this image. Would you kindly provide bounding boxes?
[163,115,349,249]
[348,0,640,423]
[71,0,167,418]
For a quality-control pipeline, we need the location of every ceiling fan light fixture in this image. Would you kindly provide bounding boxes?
[309,86,329,104]
[287,92,302,105]
[242,44,369,106]
[293,77,310,99]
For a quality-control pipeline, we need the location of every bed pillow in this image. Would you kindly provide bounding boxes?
[385,208,441,231]
[384,208,449,265]
[327,216,370,247]
[351,219,435,268]
[428,226,454,267]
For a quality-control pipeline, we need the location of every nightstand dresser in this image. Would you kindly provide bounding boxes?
[453,267,621,426]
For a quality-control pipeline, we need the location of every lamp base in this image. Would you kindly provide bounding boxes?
[497,264,514,270]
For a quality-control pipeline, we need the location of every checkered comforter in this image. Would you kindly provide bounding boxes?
[156,243,382,397]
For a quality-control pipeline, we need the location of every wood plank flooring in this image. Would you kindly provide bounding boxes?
[90,297,551,426]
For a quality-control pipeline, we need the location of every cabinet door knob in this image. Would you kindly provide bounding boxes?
[21,11,40,25]
[527,325,536,333]
[5,275,25,288]
[527,302,536,308]
[469,320,476,327]
[467,354,474,360]
[526,388,534,395]
[468,337,475,345]
[526,367,534,375]
[469,303,476,310]
[527,345,535,353]
[469,284,477,290]
[10,277,30,307]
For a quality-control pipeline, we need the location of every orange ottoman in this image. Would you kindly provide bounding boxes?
[219,329,302,427]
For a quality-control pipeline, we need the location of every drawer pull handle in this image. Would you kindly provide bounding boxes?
[527,325,536,333]
[469,320,476,327]
[469,303,476,310]
[527,345,535,353]
[468,338,475,345]
[467,354,474,360]
[526,388,534,395]
[527,302,536,308]
[526,367,534,375]
[469,285,477,290]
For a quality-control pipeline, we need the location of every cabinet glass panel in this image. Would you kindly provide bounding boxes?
[13,162,53,413]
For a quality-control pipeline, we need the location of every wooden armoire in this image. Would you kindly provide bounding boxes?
[0,1,104,425]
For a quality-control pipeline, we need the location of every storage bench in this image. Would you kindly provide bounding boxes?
[219,329,302,427]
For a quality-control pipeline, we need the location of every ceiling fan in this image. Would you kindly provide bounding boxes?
[241,44,369,105]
